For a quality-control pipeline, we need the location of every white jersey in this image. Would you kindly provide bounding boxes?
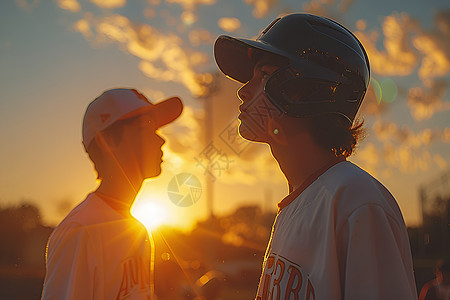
[42,193,153,300]
[256,161,417,300]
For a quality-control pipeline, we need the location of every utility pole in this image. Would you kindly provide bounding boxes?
[204,91,214,219]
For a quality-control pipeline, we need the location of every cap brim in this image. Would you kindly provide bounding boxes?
[120,96,183,128]
[214,35,288,84]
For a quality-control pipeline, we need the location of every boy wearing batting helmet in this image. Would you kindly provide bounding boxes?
[214,13,417,299]
[42,89,183,299]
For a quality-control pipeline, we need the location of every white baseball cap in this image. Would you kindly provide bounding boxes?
[82,88,183,150]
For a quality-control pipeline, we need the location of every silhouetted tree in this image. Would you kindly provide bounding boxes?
[0,202,53,300]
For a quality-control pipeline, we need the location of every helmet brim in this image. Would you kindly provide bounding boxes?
[214,35,289,84]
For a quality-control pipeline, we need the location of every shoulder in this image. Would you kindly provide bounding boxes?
[282,161,392,216]
[47,195,103,249]
[320,161,394,204]
[320,161,383,192]
[57,193,115,227]
[319,161,405,224]
[46,220,95,264]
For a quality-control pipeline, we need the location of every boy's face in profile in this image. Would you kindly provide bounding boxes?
[113,113,166,183]
[237,56,284,143]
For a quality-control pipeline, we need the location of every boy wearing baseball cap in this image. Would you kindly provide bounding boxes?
[214,13,417,299]
[42,88,183,300]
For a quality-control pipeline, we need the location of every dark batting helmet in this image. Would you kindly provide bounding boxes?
[214,13,370,124]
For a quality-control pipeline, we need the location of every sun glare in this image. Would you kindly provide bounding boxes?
[131,201,170,230]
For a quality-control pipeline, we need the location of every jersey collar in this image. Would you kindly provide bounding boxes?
[277,155,346,213]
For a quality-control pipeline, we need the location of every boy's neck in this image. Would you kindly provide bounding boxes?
[95,176,141,212]
[270,135,338,192]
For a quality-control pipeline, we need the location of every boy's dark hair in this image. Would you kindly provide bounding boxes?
[307,115,366,158]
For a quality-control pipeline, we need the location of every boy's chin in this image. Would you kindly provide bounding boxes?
[238,124,268,144]
[143,166,162,181]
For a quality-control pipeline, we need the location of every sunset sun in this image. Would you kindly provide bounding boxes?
[131,201,171,230]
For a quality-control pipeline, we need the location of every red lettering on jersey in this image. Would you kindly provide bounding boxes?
[116,257,151,300]
[260,256,275,300]
[284,265,302,300]
[129,258,139,286]
[271,259,285,300]
[118,260,130,296]
[257,253,315,300]
[306,279,315,300]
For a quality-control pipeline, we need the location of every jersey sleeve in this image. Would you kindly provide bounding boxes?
[337,204,418,300]
[41,223,97,300]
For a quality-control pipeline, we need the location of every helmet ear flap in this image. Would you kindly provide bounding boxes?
[265,66,341,117]
[265,66,365,122]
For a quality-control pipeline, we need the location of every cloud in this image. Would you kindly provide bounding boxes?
[372,120,450,147]
[90,0,126,9]
[15,0,40,12]
[355,13,419,77]
[74,18,93,38]
[433,154,448,170]
[355,11,450,84]
[140,87,166,101]
[73,14,213,97]
[165,0,215,10]
[357,120,450,174]
[165,0,216,25]
[181,11,197,25]
[302,0,355,19]
[384,143,435,173]
[356,19,366,31]
[188,29,214,47]
[356,139,446,177]
[407,80,449,121]
[56,0,81,12]
[354,143,379,176]
[160,105,204,157]
[355,11,450,121]
[413,35,450,85]
[302,0,330,17]
[338,0,354,13]
[412,10,450,86]
[143,8,156,19]
[245,0,278,18]
[218,17,241,33]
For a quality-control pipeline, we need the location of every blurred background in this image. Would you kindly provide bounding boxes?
[1,0,449,299]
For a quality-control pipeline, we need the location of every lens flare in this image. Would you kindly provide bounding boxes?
[131,201,170,230]
[371,77,398,104]
[370,77,382,104]
[379,77,398,103]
